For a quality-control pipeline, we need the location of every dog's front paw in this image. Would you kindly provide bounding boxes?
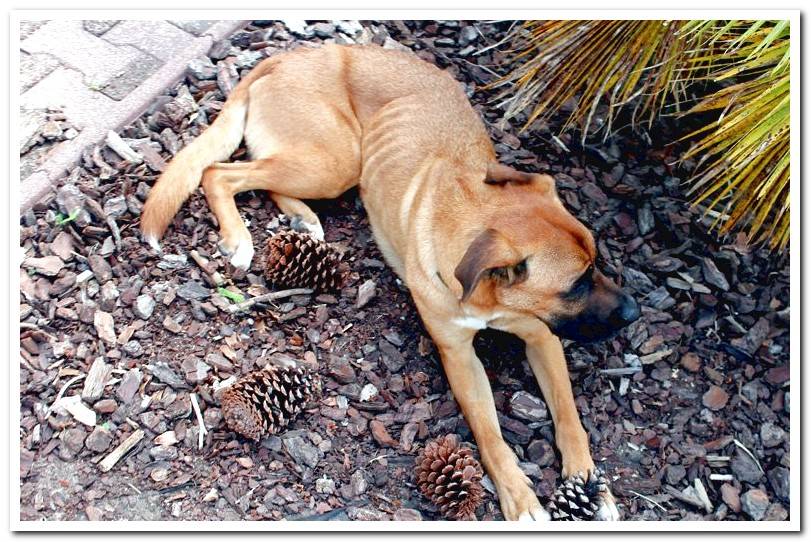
[518,505,552,522]
[496,478,550,522]
[549,468,619,521]
[595,490,620,521]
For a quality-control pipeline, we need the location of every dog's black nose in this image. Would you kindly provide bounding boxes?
[616,294,641,324]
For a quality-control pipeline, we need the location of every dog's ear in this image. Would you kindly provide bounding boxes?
[485,163,557,198]
[454,229,528,302]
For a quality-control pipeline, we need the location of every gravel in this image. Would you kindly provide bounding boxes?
[509,391,548,422]
[355,279,377,309]
[134,294,156,320]
[741,489,770,521]
[282,434,322,469]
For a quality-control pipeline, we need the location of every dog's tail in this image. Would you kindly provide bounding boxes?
[140,59,275,249]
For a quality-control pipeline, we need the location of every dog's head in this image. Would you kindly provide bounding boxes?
[453,165,640,342]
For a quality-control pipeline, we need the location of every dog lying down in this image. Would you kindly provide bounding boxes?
[141,43,639,521]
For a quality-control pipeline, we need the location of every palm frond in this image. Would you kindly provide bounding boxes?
[680,21,790,249]
[492,19,792,251]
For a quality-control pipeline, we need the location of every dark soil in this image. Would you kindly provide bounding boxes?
[19,20,790,522]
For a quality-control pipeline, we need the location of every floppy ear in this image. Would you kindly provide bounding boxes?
[485,163,535,185]
[484,163,557,198]
[454,229,528,302]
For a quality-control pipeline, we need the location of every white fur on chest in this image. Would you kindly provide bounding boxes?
[452,311,504,330]
[452,316,490,330]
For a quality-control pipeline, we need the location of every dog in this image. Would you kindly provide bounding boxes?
[141,43,640,521]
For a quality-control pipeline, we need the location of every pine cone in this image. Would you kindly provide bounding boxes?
[221,365,321,441]
[263,230,343,292]
[415,434,484,520]
[548,469,609,521]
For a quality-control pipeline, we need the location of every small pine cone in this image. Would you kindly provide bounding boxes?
[221,365,321,441]
[415,434,484,520]
[548,469,609,521]
[264,230,343,292]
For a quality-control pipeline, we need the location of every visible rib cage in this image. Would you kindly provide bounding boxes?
[360,104,419,189]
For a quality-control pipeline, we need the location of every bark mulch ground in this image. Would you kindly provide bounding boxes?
[19,20,790,522]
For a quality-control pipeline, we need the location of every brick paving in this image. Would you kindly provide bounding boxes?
[18,19,247,211]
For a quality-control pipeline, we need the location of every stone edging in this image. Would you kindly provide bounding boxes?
[19,20,249,212]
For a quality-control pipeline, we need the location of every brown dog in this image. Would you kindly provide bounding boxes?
[141,43,639,521]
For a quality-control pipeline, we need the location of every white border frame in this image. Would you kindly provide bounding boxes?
[9,8,801,532]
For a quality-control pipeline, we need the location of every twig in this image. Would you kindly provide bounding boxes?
[126,483,143,495]
[733,438,765,474]
[473,21,518,56]
[551,135,571,153]
[45,374,85,417]
[189,250,226,287]
[705,454,730,462]
[287,507,352,521]
[106,216,122,250]
[367,454,394,465]
[599,367,642,376]
[628,490,667,512]
[190,393,207,450]
[99,429,144,472]
[227,288,314,313]
[457,56,501,78]
[105,131,143,164]
[693,478,713,513]
[736,380,753,407]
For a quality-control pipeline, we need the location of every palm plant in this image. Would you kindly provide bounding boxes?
[491,20,791,250]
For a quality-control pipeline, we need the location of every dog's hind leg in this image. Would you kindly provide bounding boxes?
[200,150,356,269]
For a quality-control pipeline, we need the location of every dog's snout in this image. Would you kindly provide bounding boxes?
[614,293,640,325]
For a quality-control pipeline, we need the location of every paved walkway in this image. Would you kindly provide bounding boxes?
[18,19,247,211]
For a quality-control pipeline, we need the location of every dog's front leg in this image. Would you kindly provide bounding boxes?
[424,319,549,521]
[514,320,620,521]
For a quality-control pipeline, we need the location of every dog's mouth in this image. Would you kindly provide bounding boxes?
[540,304,640,343]
[546,316,624,343]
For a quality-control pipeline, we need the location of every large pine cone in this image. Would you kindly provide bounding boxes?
[221,365,320,441]
[415,434,484,520]
[263,230,343,292]
[548,469,609,521]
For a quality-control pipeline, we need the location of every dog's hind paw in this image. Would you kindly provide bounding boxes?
[229,240,255,271]
[289,214,325,241]
[218,234,255,271]
[144,235,162,254]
